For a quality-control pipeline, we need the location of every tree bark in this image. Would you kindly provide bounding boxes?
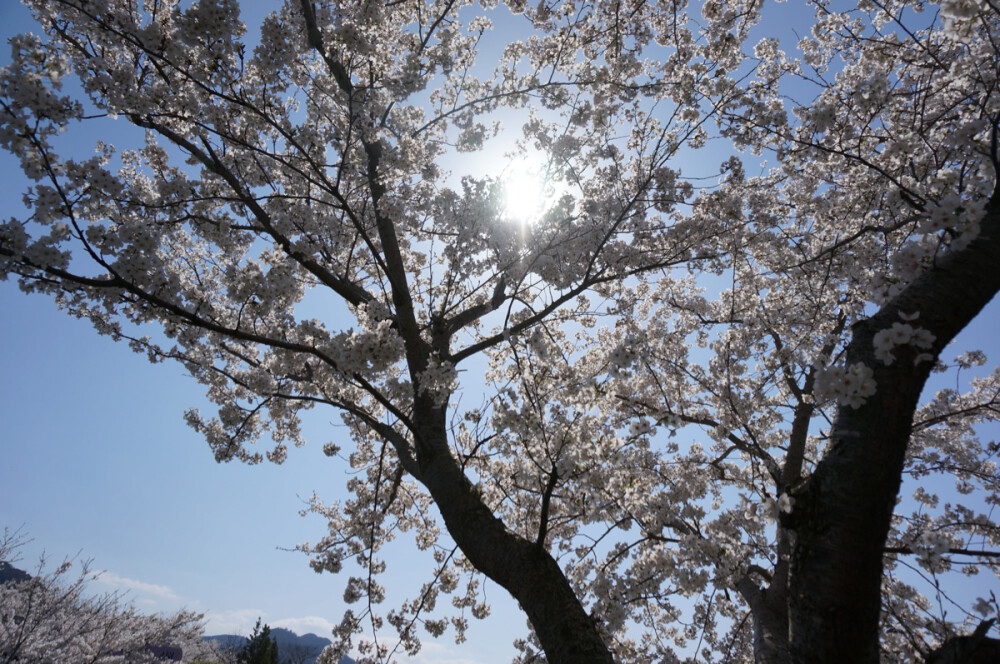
[787,193,1000,662]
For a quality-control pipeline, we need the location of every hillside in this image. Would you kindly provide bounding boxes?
[204,627,355,664]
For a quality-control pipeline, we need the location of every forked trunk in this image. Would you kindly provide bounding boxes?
[787,195,1000,662]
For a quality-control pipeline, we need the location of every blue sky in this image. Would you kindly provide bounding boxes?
[1,1,998,661]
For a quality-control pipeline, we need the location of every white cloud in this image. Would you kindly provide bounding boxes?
[405,641,493,664]
[95,571,180,602]
[200,610,335,639]
[201,608,267,636]
[272,615,336,637]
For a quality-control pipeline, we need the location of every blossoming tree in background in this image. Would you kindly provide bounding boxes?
[1,0,998,662]
[0,530,210,662]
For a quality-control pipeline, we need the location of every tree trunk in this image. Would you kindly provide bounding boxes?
[741,584,791,664]
[753,570,792,664]
[413,404,615,664]
[787,194,1000,662]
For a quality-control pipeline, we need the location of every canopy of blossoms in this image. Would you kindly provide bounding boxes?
[1,0,998,662]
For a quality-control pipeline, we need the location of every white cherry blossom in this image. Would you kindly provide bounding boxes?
[2,0,999,662]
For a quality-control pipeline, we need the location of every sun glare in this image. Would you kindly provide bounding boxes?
[502,157,549,223]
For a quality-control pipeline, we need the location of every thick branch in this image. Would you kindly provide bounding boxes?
[130,115,375,308]
[298,0,427,379]
[536,467,559,551]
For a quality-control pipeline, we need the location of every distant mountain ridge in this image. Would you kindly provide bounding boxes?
[0,561,32,585]
[204,627,355,664]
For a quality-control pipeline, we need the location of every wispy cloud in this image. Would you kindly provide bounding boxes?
[95,571,180,602]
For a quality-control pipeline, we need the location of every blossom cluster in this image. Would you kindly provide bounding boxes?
[910,529,958,573]
[417,354,458,407]
[813,361,878,409]
[608,336,639,374]
[872,318,936,366]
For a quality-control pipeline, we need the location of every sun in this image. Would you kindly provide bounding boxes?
[501,156,550,223]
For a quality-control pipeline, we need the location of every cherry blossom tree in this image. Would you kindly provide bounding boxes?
[0,530,211,663]
[1,0,999,662]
